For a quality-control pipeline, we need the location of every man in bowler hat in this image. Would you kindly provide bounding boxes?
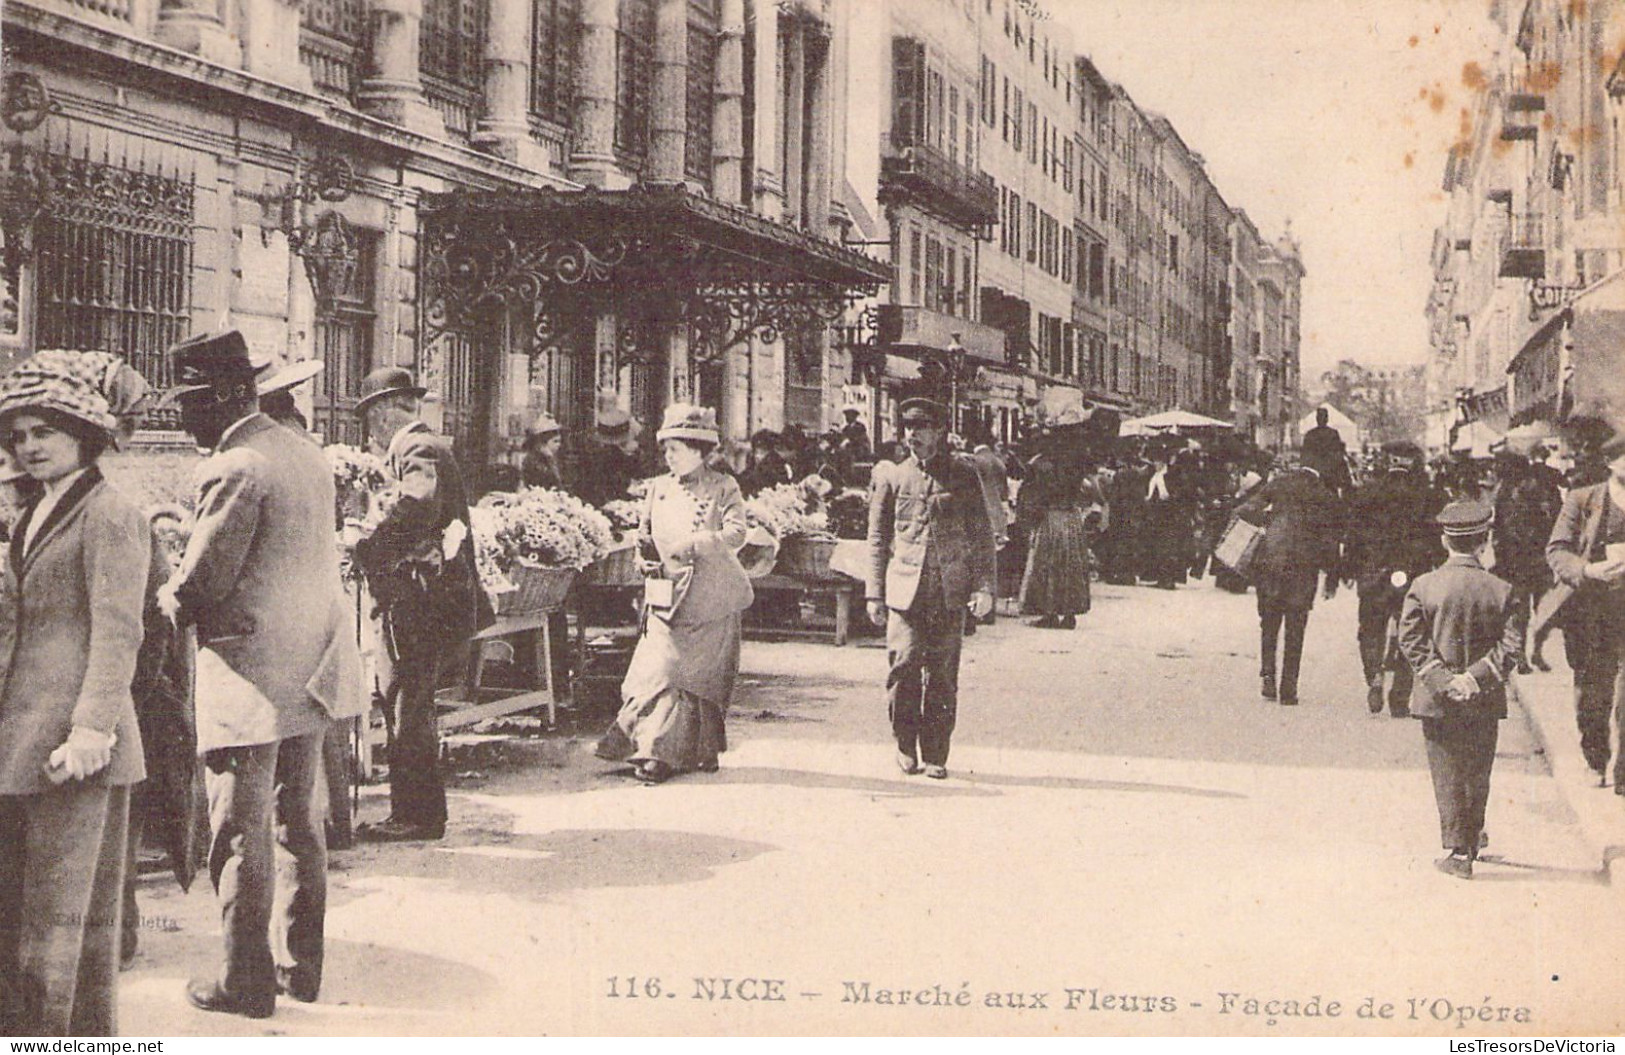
[1397,500,1526,879]
[350,367,491,842]
[867,397,996,779]
[1544,425,1625,794]
[158,330,364,1017]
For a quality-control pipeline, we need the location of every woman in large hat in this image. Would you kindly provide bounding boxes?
[596,404,753,783]
[1016,410,1094,628]
[0,351,152,1035]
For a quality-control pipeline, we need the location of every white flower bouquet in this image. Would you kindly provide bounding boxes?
[327,444,390,524]
[473,486,615,578]
[744,481,832,540]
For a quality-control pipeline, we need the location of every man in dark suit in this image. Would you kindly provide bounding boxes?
[352,368,491,842]
[867,398,996,779]
[159,331,364,1017]
[1544,427,1625,793]
[1397,500,1526,879]
[1344,441,1445,716]
[1302,406,1352,496]
[1236,451,1344,705]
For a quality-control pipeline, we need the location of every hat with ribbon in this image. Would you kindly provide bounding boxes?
[527,412,563,439]
[6,349,152,447]
[160,330,268,407]
[257,358,324,397]
[0,350,122,436]
[353,366,428,416]
[656,403,719,445]
[1437,499,1494,537]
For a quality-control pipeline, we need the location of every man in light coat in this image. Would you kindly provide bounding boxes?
[159,331,363,1019]
[867,398,996,779]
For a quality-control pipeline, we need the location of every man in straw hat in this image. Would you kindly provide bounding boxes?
[1544,423,1625,796]
[866,397,996,780]
[155,330,364,1017]
[1397,500,1526,879]
[350,367,491,842]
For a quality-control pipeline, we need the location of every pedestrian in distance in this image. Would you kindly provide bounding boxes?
[351,367,491,843]
[0,351,152,1036]
[1235,449,1345,706]
[519,412,565,491]
[1396,500,1527,880]
[1542,425,1625,795]
[866,398,997,779]
[596,404,752,784]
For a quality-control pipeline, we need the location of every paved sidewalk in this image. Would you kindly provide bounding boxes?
[1509,651,1625,894]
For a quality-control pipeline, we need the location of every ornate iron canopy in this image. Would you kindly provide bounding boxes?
[418,183,889,361]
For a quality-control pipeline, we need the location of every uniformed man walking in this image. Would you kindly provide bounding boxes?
[1397,500,1526,879]
[866,398,996,779]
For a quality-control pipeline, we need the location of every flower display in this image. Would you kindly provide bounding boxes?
[744,480,832,540]
[471,486,615,590]
[601,497,643,535]
[327,444,389,520]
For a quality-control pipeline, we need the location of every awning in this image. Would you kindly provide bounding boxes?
[1457,384,1509,426]
[1506,269,1625,426]
[1121,408,1235,435]
[418,183,889,356]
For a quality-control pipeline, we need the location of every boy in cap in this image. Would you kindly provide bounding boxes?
[1396,500,1527,879]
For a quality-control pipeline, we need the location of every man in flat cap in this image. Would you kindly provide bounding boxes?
[350,367,491,842]
[1397,500,1526,879]
[1544,425,1625,795]
[866,397,996,779]
[1343,441,1445,716]
[159,330,364,1016]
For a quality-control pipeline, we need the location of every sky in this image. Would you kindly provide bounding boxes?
[1058,0,1505,387]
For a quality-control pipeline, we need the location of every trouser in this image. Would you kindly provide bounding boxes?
[0,785,130,1037]
[886,576,965,767]
[1357,582,1413,709]
[386,634,451,832]
[1421,716,1500,854]
[1564,599,1625,785]
[1258,593,1310,698]
[321,719,355,848]
[203,730,326,1003]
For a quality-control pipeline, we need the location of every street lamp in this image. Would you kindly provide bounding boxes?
[947,333,965,435]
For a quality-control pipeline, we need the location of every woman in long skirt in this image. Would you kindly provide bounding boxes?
[597,404,753,784]
[1018,440,1092,629]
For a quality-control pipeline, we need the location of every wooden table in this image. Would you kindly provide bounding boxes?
[745,572,859,646]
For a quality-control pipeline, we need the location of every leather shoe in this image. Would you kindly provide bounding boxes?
[1280,691,1299,706]
[276,970,319,1004]
[922,764,948,780]
[357,819,444,843]
[186,978,274,1020]
[1434,853,1473,880]
[896,752,921,776]
[1260,674,1277,701]
[1366,683,1384,714]
[634,761,672,784]
[695,757,720,774]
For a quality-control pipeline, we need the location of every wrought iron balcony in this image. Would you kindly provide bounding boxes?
[879,142,999,231]
[1498,212,1545,279]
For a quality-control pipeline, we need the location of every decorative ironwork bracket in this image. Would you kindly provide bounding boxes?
[2,73,55,133]
[245,155,355,310]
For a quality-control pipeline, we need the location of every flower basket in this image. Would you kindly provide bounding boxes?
[490,564,577,617]
[778,536,840,581]
[582,542,642,587]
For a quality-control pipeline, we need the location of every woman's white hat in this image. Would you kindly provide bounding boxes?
[656,403,720,445]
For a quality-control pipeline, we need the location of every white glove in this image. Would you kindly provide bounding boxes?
[46,726,117,783]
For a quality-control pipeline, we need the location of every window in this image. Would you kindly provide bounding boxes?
[313,232,379,445]
[1169,233,1179,274]
[1011,87,1024,151]
[964,96,977,172]
[31,153,194,421]
[980,57,997,127]
[1062,138,1074,194]
[925,69,944,150]
[1010,192,1022,258]
[1027,102,1037,165]
[1062,228,1073,284]
[944,246,958,315]
[530,0,578,125]
[924,236,943,312]
[948,85,960,164]
[615,0,655,155]
[909,226,923,304]
[685,0,719,188]
[1025,202,1037,263]
[1001,77,1011,143]
[420,0,487,89]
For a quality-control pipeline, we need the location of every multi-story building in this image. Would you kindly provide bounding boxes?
[0,0,886,481]
[1424,0,1625,453]
[1070,56,1114,410]
[1228,210,1263,438]
[1256,232,1305,449]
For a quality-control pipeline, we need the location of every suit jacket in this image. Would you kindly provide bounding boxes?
[1344,469,1443,589]
[867,451,996,612]
[1236,467,1343,609]
[1538,481,1625,641]
[1397,553,1524,719]
[0,470,149,794]
[642,469,753,626]
[354,420,491,644]
[171,414,364,751]
[968,447,1010,541]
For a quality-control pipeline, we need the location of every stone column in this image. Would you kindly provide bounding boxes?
[569,0,626,187]
[240,0,313,90]
[749,0,784,218]
[649,0,689,184]
[781,23,805,226]
[358,0,444,136]
[803,26,831,237]
[474,0,549,167]
[154,0,240,66]
[711,0,746,204]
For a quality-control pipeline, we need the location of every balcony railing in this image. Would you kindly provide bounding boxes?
[879,141,998,231]
[1498,212,1545,279]
[60,0,131,20]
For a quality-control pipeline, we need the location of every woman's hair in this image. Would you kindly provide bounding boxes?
[1,406,111,466]
[664,437,716,459]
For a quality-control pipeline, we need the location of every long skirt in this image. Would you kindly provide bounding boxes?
[1021,509,1092,617]
[598,611,741,771]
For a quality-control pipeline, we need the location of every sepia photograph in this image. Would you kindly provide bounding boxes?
[0,0,1622,1039]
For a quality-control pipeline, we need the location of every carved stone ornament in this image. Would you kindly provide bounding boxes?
[2,73,54,133]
